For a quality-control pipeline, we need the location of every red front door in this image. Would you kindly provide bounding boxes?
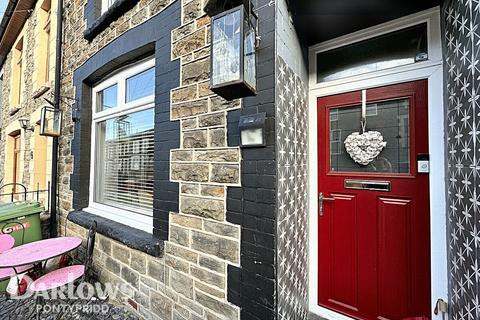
[317,81,431,320]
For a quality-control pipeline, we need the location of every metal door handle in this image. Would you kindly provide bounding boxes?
[319,192,335,216]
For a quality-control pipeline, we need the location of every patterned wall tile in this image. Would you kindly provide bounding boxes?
[444,0,480,318]
[276,57,309,320]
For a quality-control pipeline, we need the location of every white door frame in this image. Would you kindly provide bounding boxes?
[307,7,448,320]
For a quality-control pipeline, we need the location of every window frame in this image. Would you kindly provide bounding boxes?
[43,8,51,83]
[87,57,155,233]
[314,22,428,83]
[308,8,442,90]
[40,0,52,85]
[101,0,115,14]
[0,72,4,121]
[17,52,22,103]
[12,37,24,106]
[12,133,22,195]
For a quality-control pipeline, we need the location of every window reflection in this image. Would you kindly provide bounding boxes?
[330,99,410,173]
[244,28,256,89]
[96,108,154,211]
[212,10,241,85]
[97,84,117,111]
[126,67,155,102]
[317,23,428,82]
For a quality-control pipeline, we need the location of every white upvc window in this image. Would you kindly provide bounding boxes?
[87,58,156,233]
[101,0,115,14]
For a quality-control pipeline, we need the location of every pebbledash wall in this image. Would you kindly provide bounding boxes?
[59,0,278,320]
[443,0,480,319]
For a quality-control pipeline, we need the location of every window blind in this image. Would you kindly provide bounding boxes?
[96,108,154,212]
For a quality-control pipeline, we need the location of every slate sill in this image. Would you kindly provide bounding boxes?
[67,210,163,257]
[84,0,139,41]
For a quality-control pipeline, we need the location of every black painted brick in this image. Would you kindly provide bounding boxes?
[226,0,277,319]
[70,2,181,239]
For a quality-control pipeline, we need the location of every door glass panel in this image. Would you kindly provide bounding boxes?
[329,98,410,173]
[316,23,427,83]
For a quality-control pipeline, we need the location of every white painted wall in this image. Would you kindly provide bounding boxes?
[275,0,308,81]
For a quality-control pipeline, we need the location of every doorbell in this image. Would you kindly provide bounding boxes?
[417,154,430,173]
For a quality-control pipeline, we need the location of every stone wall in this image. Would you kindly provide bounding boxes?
[164,0,244,317]
[0,0,58,198]
[67,219,241,320]
[60,0,245,319]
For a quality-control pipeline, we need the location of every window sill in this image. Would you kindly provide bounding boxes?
[32,83,51,99]
[83,0,139,42]
[9,106,20,116]
[67,210,163,257]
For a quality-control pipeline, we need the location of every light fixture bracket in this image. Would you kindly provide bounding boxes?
[204,0,253,17]
[18,118,34,132]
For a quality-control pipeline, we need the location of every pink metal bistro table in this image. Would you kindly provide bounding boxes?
[0,237,82,269]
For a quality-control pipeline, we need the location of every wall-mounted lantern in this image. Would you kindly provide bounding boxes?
[40,106,62,137]
[239,112,266,148]
[208,2,258,100]
[18,118,34,132]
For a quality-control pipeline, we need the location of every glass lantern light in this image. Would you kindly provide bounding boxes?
[210,3,257,100]
[40,106,62,137]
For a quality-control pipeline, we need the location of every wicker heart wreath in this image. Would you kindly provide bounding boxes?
[344,131,387,166]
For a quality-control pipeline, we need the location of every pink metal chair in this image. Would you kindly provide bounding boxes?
[30,265,86,292]
[31,222,97,291]
[0,229,34,283]
[0,234,18,281]
[0,264,35,281]
[1,221,27,249]
[0,234,15,253]
[30,222,97,319]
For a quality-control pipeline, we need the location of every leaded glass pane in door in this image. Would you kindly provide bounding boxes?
[329,98,410,173]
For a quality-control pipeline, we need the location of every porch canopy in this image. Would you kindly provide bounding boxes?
[288,0,442,46]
